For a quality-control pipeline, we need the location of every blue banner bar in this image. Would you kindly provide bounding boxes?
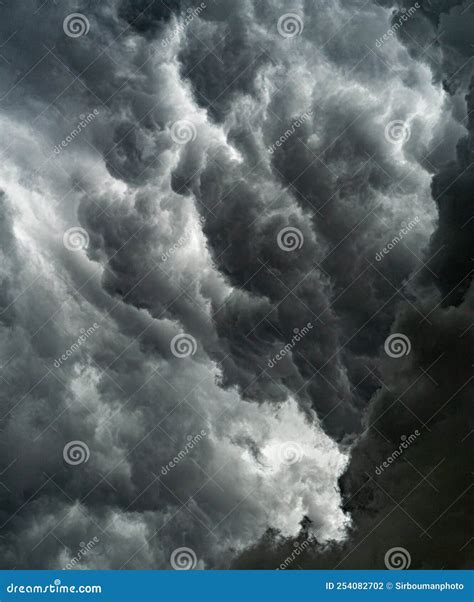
[0,571,472,601]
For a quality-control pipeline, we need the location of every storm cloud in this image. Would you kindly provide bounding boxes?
[0,0,472,570]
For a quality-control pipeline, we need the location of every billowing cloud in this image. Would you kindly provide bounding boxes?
[0,0,471,570]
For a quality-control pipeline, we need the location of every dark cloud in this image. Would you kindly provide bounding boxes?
[234,288,474,568]
[376,0,473,95]
[426,80,474,305]
[118,0,185,36]
[232,0,474,570]
[0,0,471,571]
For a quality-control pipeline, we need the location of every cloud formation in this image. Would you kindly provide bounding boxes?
[0,0,471,570]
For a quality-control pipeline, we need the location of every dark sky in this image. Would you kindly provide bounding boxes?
[0,0,472,570]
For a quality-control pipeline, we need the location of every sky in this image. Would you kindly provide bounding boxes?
[0,0,472,570]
